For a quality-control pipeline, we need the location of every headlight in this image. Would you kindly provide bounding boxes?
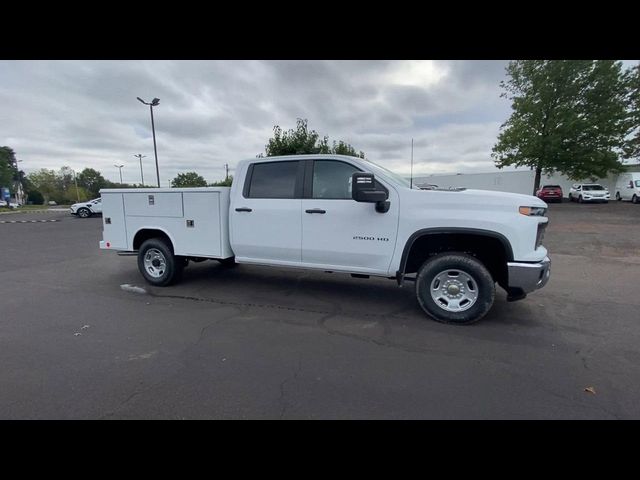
[519,206,547,216]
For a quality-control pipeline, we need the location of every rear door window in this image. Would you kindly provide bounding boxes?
[247,161,299,199]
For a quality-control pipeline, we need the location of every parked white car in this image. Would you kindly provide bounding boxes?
[70,198,102,218]
[614,172,640,204]
[568,183,610,203]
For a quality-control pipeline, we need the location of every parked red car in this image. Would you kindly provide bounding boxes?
[536,184,563,203]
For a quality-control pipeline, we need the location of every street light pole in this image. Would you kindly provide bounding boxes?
[114,164,124,184]
[137,97,161,187]
[134,154,146,186]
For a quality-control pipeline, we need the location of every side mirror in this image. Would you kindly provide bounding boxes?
[351,172,390,213]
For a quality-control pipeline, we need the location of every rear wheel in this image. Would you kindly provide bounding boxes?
[616,192,621,201]
[415,253,495,325]
[137,238,183,286]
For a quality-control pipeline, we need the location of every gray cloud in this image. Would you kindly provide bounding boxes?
[3,60,626,186]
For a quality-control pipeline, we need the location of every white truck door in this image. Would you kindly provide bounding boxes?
[230,160,303,264]
[301,159,399,274]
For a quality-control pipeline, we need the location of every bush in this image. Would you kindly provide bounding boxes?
[27,190,44,205]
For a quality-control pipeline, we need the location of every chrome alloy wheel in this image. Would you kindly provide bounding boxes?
[430,269,479,312]
[144,248,167,278]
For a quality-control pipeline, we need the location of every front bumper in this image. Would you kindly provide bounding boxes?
[507,256,551,295]
[582,195,610,201]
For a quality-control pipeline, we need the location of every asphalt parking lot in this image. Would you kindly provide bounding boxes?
[1,201,639,419]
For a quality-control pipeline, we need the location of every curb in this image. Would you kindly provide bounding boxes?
[0,219,60,224]
[0,209,69,215]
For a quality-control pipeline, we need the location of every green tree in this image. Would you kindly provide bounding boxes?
[77,168,108,198]
[63,185,90,203]
[492,60,631,194]
[27,189,44,205]
[624,64,640,161]
[210,175,233,187]
[27,169,59,204]
[0,147,19,204]
[264,118,365,158]
[171,171,208,188]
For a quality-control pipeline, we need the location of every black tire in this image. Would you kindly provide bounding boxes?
[578,195,583,203]
[568,194,573,202]
[633,195,638,204]
[415,253,495,325]
[77,207,92,218]
[137,238,183,287]
[616,192,621,201]
[216,257,237,268]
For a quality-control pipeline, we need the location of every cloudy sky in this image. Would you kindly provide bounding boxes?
[1,60,637,185]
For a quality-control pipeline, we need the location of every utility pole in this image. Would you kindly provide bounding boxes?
[73,169,80,202]
[134,154,146,186]
[410,138,414,189]
[137,97,161,187]
[224,163,229,182]
[114,164,124,184]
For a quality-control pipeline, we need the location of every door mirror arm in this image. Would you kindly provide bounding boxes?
[376,200,390,213]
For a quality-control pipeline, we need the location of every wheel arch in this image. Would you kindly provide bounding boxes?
[396,228,514,286]
[132,228,176,253]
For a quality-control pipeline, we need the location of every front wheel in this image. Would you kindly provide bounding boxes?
[415,253,495,325]
[578,195,583,203]
[616,192,621,201]
[77,207,91,218]
[137,238,183,286]
[633,195,639,204]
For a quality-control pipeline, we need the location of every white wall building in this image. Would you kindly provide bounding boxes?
[412,167,639,198]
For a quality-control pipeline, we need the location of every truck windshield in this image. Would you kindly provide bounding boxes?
[362,158,416,189]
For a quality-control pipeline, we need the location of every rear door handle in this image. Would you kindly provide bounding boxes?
[305,209,326,214]
[235,207,252,212]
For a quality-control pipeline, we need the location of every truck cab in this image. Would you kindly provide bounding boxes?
[100,154,551,325]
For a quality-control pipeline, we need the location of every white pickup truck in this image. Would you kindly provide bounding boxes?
[99,154,550,324]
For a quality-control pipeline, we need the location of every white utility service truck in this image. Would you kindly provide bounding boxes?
[100,154,551,324]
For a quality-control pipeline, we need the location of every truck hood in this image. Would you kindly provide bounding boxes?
[409,187,547,209]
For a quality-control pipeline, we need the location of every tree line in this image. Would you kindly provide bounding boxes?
[3,118,360,202]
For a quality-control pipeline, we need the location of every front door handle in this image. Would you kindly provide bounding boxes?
[235,207,252,212]
[305,209,326,214]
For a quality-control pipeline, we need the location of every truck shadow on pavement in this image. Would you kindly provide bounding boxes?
[136,260,541,332]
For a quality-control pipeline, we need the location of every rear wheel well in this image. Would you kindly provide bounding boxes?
[402,232,510,287]
[133,229,174,253]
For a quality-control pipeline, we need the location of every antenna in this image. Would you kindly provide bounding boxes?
[410,138,414,189]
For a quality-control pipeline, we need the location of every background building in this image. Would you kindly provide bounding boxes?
[412,164,640,197]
